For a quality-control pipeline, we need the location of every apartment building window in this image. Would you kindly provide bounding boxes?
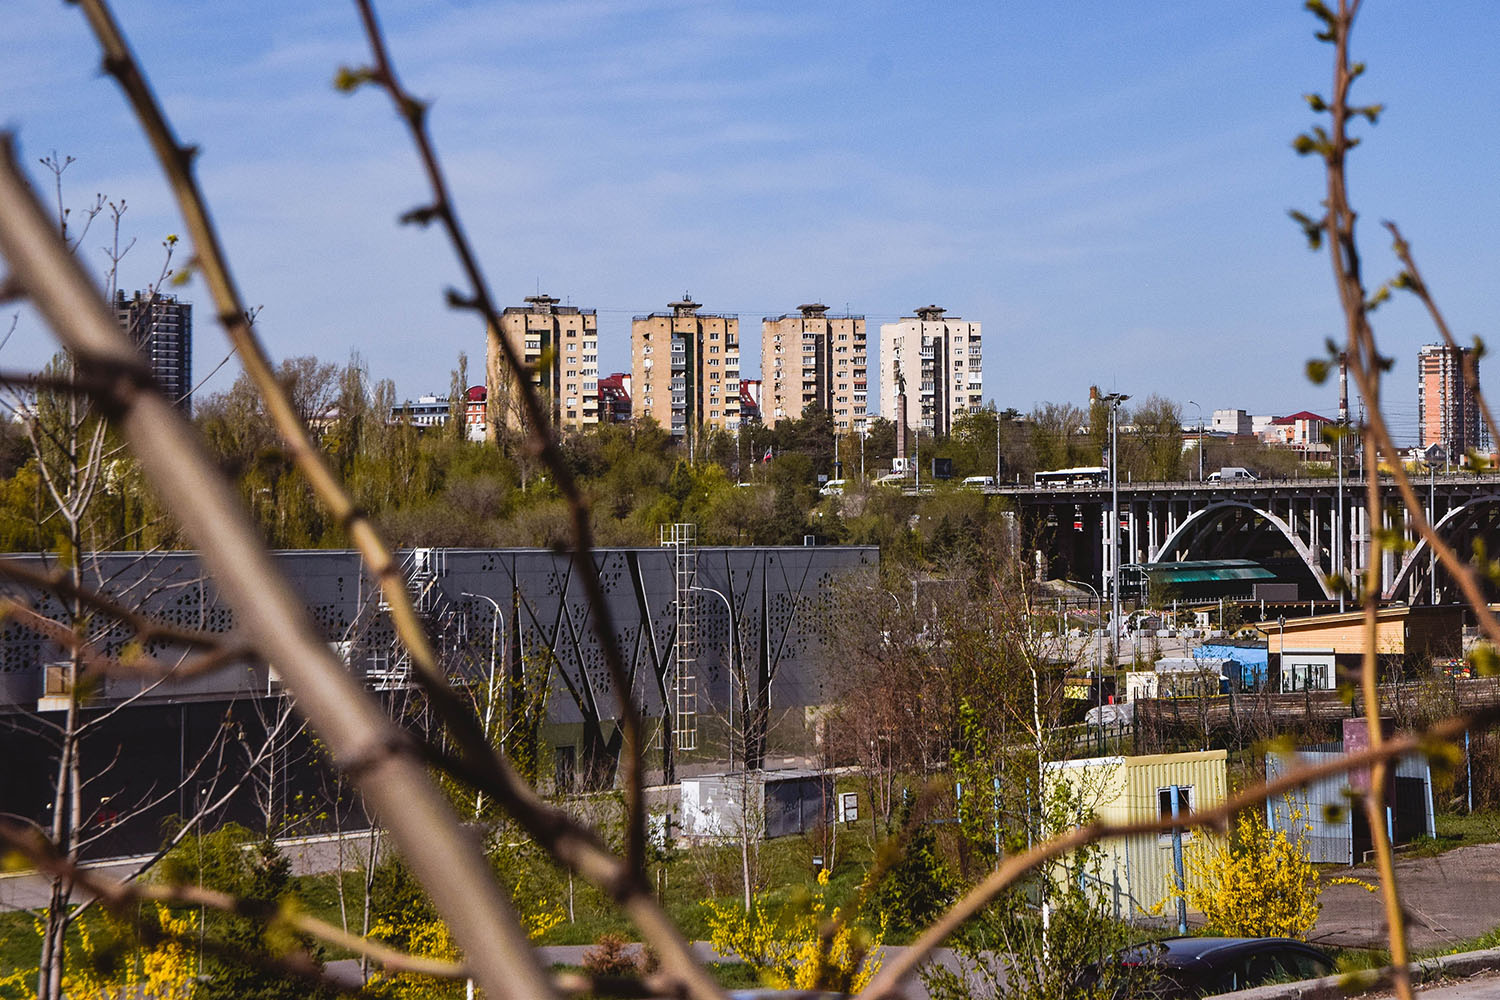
[567,342,577,352]
[709,346,720,354]
[643,346,652,354]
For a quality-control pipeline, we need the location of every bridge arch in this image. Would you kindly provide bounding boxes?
[1151,500,1333,599]
[1385,493,1500,600]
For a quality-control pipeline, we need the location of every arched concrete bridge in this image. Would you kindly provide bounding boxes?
[995,474,1500,603]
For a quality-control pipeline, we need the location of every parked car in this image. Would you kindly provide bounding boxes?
[1075,937,1334,999]
[875,472,908,486]
[819,479,847,497]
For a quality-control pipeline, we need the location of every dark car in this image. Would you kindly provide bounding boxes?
[1080,936,1335,999]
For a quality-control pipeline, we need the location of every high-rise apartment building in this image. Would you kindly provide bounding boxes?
[487,294,598,438]
[878,305,982,438]
[114,290,192,412]
[761,304,867,431]
[630,296,741,447]
[1418,343,1483,460]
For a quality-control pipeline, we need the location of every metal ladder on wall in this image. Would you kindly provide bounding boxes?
[660,523,698,751]
[371,548,461,690]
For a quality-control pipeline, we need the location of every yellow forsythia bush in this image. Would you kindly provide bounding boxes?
[705,869,885,992]
[61,904,198,1000]
[1174,805,1321,939]
[369,886,563,998]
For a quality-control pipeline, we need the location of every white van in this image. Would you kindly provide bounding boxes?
[1207,467,1257,482]
[961,476,996,489]
[875,472,908,487]
[819,479,847,497]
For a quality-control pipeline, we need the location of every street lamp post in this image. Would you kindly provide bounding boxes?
[1067,579,1104,729]
[463,592,506,818]
[1101,392,1130,663]
[689,584,738,770]
[1187,399,1204,481]
[994,402,1002,483]
[1430,462,1438,605]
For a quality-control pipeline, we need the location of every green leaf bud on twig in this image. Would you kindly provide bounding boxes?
[1288,209,1324,249]
[332,65,375,93]
[399,204,440,227]
[1306,359,1330,384]
[1304,0,1334,23]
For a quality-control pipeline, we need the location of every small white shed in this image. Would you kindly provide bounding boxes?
[680,768,833,841]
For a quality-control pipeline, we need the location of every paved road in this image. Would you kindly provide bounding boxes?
[0,831,384,912]
[326,946,968,1000]
[1312,841,1500,952]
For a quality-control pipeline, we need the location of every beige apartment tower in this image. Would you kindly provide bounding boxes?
[878,305,983,438]
[487,294,599,438]
[631,296,741,447]
[761,304,867,431]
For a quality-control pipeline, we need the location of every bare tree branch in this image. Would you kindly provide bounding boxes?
[342,0,649,879]
[0,133,560,1000]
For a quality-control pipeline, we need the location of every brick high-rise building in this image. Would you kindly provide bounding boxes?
[760,304,867,431]
[487,294,598,438]
[630,296,741,448]
[114,290,192,412]
[1418,343,1483,461]
[878,305,982,439]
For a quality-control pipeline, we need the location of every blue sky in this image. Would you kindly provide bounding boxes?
[6,1,1500,443]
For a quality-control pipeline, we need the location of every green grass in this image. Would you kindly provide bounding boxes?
[283,831,885,955]
[1396,809,1500,859]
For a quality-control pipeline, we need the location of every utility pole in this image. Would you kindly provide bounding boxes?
[1101,392,1130,663]
[1338,353,1348,613]
[1188,399,1203,481]
[994,402,1002,482]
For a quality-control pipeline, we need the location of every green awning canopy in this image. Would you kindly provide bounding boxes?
[1139,560,1277,585]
